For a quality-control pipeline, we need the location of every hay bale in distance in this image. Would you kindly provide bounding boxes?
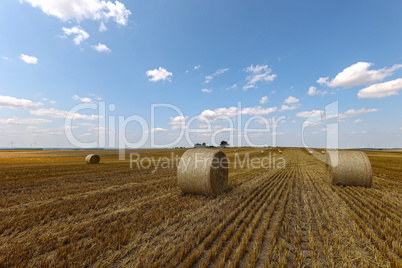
[234,150,237,153]
[85,154,100,164]
[326,151,372,187]
[261,151,264,154]
[177,149,228,196]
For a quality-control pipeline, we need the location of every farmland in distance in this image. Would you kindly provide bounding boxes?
[0,148,401,267]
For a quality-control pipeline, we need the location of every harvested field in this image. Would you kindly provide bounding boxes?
[0,148,401,267]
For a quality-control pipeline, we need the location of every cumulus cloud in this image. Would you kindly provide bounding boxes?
[147,128,168,133]
[226,84,237,90]
[21,0,131,25]
[0,95,42,110]
[146,67,173,82]
[243,64,276,90]
[259,96,268,104]
[280,96,301,111]
[199,106,277,121]
[317,62,402,88]
[72,95,93,103]
[204,68,229,83]
[92,43,111,53]
[199,107,238,121]
[307,86,326,96]
[99,21,107,32]
[62,26,89,45]
[338,108,379,119]
[353,119,363,123]
[30,108,100,120]
[241,106,277,116]
[169,116,188,130]
[201,88,212,93]
[194,65,201,70]
[19,54,38,64]
[357,78,402,98]
[284,96,299,104]
[0,117,51,125]
[296,110,324,118]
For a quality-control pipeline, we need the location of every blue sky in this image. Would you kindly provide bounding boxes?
[0,0,401,148]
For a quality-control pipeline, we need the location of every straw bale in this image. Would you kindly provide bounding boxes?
[177,149,228,196]
[326,151,372,187]
[85,154,100,164]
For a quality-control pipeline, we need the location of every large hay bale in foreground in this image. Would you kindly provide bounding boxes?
[326,151,372,187]
[177,149,228,196]
[85,154,100,164]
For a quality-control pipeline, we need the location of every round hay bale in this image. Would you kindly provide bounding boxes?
[234,150,237,152]
[177,149,228,196]
[85,154,100,164]
[261,151,264,154]
[309,151,313,154]
[321,151,325,154]
[326,151,372,187]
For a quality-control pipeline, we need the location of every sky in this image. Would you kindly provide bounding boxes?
[0,0,402,149]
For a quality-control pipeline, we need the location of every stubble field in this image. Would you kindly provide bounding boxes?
[0,147,401,267]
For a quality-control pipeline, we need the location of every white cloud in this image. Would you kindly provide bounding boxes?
[317,62,402,88]
[199,107,238,121]
[0,95,42,110]
[241,106,277,116]
[146,67,173,82]
[19,54,38,64]
[280,96,301,111]
[280,104,299,111]
[50,100,57,105]
[22,0,131,25]
[226,84,237,90]
[351,131,368,134]
[270,90,276,94]
[204,68,229,83]
[243,64,276,90]
[296,110,324,118]
[214,68,229,76]
[62,26,89,45]
[339,108,379,119]
[76,122,97,126]
[99,21,107,32]
[199,106,277,122]
[169,116,188,130]
[204,75,213,83]
[72,95,93,103]
[357,78,402,98]
[259,96,268,104]
[201,88,212,93]
[92,43,111,53]
[307,86,327,96]
[0,117,51,125]
[194,65,201,70]
[30,108,100,120]
[353,119,363,123]
[147,128,168,133]
[284,96,299,104]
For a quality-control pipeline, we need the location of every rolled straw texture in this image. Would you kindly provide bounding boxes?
[177,149,228,196]
[326,151,372,187]
[85,154,100,164]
